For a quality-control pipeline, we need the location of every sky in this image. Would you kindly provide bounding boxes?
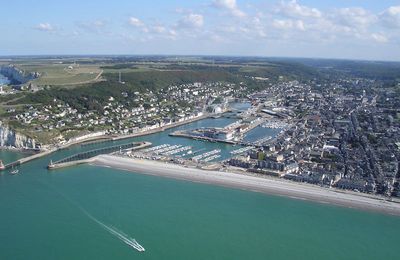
[1,0,400,61]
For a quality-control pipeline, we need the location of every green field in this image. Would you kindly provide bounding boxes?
[20,64,103,86]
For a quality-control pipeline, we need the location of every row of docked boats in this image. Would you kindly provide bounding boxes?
[143,144,223,162]
[192,149,221,162]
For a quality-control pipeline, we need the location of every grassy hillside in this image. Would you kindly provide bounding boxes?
[5,60,322,112]
[20,64,103,86]
[10,69,244,112]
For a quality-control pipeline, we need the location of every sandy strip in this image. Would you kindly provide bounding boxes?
[92,155,400,216]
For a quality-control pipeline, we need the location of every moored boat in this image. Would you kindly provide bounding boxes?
[10,169,19,175]
[10,165,19,175]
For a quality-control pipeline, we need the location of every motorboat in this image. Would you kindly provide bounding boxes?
[10,168,19,175]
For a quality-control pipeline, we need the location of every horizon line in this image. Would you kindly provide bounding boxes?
[0,54,399,63]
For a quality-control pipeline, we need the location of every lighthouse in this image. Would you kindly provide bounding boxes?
[0,160,5,170]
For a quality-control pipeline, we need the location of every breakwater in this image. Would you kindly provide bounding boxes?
[3,148,55,170]
[48,141,151,170]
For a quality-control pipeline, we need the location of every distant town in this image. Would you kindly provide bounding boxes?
[1,56,400,198]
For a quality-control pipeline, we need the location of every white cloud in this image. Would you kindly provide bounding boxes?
[214,0,236,10]
[271,2,387,44]
[333,7,376,30]
[218,25,237,33]
[213,0,246,17]
[169,29,178,37]
[93,20,106,28]
[151,25,166,33]
[128,17,145,27]
[94,2,400,57]
[206,1,398,47]
[371,33,388,43]
[127,18,179,41]
[148,26,177,39]
[277,0,321,18]
[296,20,305,31]
[380,6,400,29]
[178,14,204,28]
[273,19,305,31]
[34,23,55,32]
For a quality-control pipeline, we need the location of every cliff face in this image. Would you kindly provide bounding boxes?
[0,65,40,84]
[0,122,36,149]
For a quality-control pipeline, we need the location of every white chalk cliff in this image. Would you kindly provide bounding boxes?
[0,122,36,149]
[0,65,40,84]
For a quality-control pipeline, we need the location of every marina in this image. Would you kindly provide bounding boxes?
[1,112,400,260]
[230,146,255,155]
[164,146,192,156]
[192,149,221,161]
[202,154,221,162]
[261,121,290,129]
[130,141,223,163]
[1,108,285,174]
[154,145,182,155]
[143,144,169,153]
[253,136,273,146]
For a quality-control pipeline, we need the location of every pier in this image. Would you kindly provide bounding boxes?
[169,130,277,148]
[169,131,238,144]
[48,141,151,170]
[2,149,57,171]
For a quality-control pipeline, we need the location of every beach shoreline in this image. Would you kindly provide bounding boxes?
[92,154,400,216]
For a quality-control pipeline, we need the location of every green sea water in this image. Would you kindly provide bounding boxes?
[1,116,400,259]
[0,149,33,164]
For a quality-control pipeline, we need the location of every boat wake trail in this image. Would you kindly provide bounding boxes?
[81,209,145,252]
[37,180,145,252]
